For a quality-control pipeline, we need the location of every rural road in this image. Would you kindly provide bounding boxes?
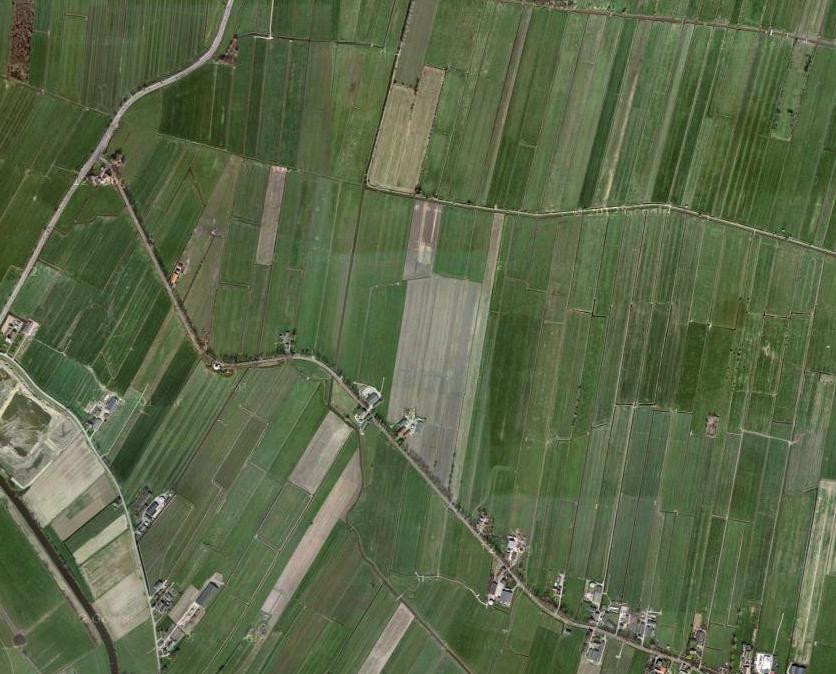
[0,0,237,323]
[113,179,710,673]
[0,0,753,668]
[0,353,160,674]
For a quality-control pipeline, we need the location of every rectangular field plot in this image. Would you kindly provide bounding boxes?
[456,206,835,659]
[414,3,836,246]
[388,276,481,487]
[32,0,212,110]
[160,37,393,181]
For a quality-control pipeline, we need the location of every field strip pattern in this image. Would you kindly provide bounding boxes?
[261,452,362,629]
[288,411,352,494]
[357,603,415,674]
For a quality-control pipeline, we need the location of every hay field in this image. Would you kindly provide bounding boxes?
[403,200,442,280]
[357,602,414,674]
[24,434,105,525]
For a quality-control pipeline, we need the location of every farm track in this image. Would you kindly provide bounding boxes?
[113,178,713,674]
[365,184,836,260]
[498,1,836,49]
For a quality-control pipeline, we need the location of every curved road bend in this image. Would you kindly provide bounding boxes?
[113,181,711,673]
[0,477,119,674]
[6,0,707,666]
[0,0,237,323]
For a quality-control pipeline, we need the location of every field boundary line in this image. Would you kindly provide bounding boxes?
[365,186,836,259]
[494,0,836,48]
[0,0,238,324]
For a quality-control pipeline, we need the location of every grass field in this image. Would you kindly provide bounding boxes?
[7,1,836,672]
[413,4,836,247]
[0,500,99,673]
[0,83,108,311]
[26,0,215,111]
[457,206,836,664]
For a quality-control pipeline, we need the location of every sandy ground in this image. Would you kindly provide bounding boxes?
[451,213,504,498]
[168,586,200,624]
[289,411,351,494]
[94,572,149,641]
[261,452,361,628]
[80,531,137,597]
[73,515,129,565]
[256,166,288,265]
[397,66,445,190]
[388,276,481,487]
[50,473,118,540]
[24,435,105,525]
[358,603,414,674]
[403,200,442,280]
[792,479,836,662]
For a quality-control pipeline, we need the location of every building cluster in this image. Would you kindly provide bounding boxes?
[150,579,178,615]
[159,573,224,656]
[210,361,234,376]
[686,613,706,661]
[88,151,124,186]
[279,330,295,354]
[475,510,493,536]
[1,313,38,347]
[551,572,566,608]
[134,490,173,538]
[352,383,382,432]
[393,408,425,441]
[580,581,661,648]
[583,631,606,665]
[486,531,527,608]
[84,393,121,433]
[647,656,671,674]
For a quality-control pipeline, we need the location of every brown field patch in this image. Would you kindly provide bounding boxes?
[358,603,414,674]
[80,531,137,597]
[261,452,361,628]
[7,0,34,81]
[50,474,119,540]
[288,412,351,494]
[388,276,481,487]
[23,435,105,525]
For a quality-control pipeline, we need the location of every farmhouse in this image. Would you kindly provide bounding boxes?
[1,314,23,343]
[159,573,224,656]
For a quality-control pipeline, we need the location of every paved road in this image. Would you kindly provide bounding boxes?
[0,0,237,323]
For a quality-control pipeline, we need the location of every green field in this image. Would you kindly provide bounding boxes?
[0,501,99,673]
[27,0,216,111]
[6,1,836,673]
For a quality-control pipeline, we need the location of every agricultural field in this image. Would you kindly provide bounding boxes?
[459,207,836,668]
[0,84,108,310]
[0,498,103,673]
[4,1,836,673]
[24,0,217,110]
[408,2,836,247]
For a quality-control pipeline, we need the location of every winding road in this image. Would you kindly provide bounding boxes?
[8,0,826,670]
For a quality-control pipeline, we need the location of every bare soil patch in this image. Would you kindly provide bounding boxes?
[7,0,34,81]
